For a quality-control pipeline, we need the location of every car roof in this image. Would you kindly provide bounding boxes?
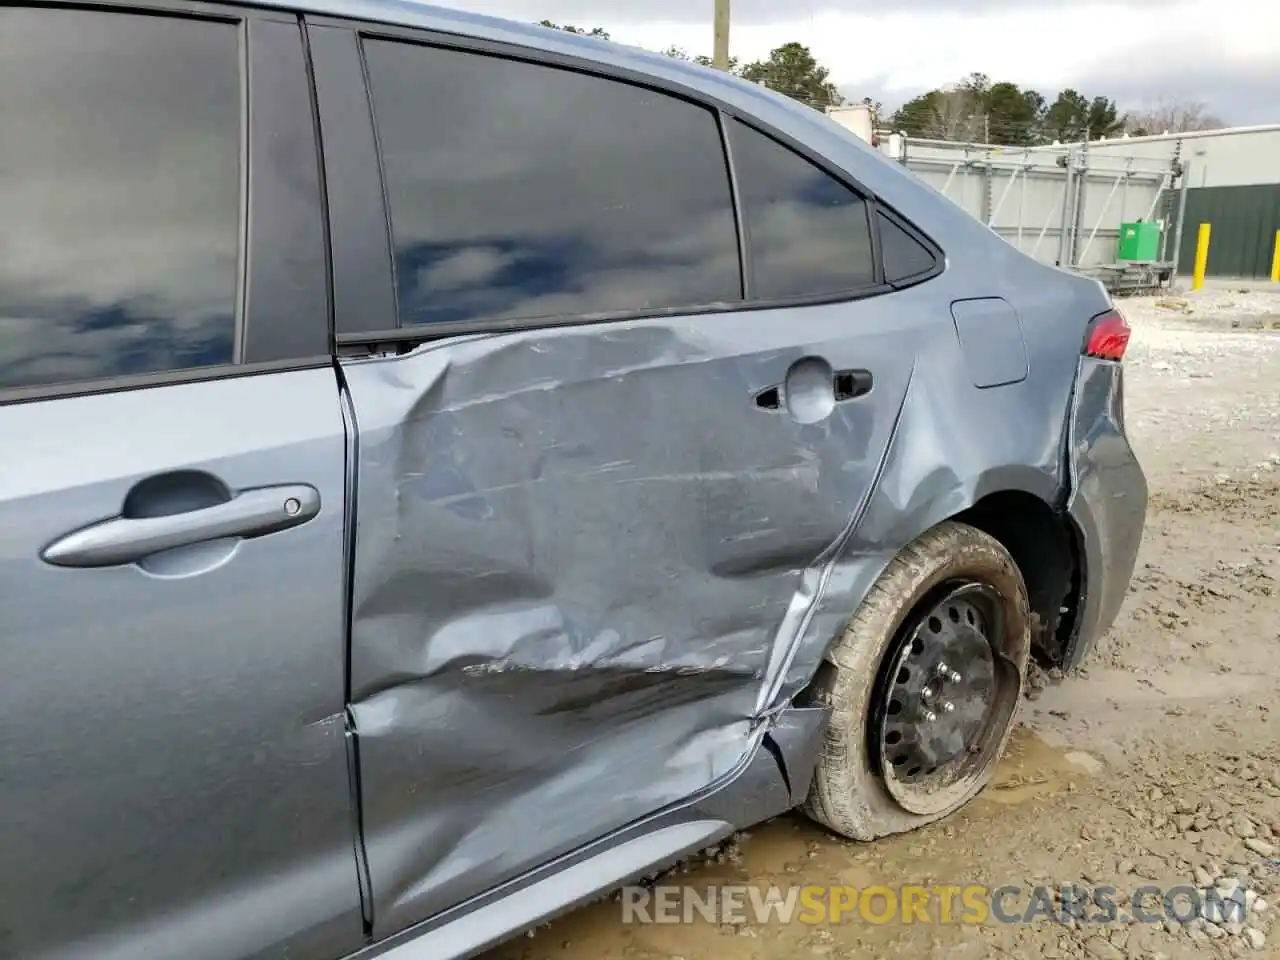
[265,0,748,94]
[244,0,866,162]
[302,0,638,52]
[250,0,870,152]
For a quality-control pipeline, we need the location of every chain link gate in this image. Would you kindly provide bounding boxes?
[886,136,1189,294]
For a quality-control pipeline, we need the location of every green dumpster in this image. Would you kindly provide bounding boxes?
[1116,220,1162,262]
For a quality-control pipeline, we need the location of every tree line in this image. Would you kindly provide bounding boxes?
[539,21,1226,144]
[887,72,1224,144]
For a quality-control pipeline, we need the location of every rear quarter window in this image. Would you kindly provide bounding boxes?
[878,211,939,285]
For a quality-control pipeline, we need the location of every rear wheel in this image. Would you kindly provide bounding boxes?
[802,520,1030,840]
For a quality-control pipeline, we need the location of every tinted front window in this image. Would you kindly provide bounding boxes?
[363,40,742,326]
[0,9,241,391]
[729,119,876,301]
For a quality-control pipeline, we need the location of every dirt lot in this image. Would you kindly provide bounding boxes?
[485,287,1280,960]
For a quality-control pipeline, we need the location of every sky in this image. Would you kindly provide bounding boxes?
[427,0,1280,126]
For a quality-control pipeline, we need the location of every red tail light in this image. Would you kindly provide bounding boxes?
[1084,309,1130,361]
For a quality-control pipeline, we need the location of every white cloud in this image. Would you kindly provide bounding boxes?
[432,0,1280,118]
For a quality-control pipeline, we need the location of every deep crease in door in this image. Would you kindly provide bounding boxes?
[341,308,917,935]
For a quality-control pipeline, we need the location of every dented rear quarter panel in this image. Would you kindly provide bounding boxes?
[1063,356,1149,668]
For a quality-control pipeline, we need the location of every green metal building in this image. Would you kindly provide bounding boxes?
[1175,182,1280,278]
[1157,126,1280,279]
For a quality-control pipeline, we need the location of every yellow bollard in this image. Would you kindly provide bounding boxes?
[1191,222,1211,291]
[1271,229,1280,284]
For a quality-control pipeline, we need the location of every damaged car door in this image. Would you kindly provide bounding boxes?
[311,22,922,937]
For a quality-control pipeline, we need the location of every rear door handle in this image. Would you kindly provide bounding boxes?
[41,484,321,568]
[833,369,873,401]
[753,368,873,411]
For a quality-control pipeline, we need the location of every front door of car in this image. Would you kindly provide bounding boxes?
[310,20,921,937]
[0,9,363,959]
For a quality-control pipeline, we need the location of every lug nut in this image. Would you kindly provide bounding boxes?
[936,662,950,676]
[949,670,962,683]
[921,686,934,701]
[941,701,955,713]
[923,711,937,722]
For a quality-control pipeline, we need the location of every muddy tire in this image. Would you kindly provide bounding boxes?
[801,520,1031,841]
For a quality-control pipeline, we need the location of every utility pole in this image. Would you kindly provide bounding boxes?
[713,0,730,70]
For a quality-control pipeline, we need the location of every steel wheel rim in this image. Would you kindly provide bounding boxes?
[871,579,1019,816]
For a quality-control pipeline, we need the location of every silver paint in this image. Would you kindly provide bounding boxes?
[341,300,917,935]
[4,2,1148,959]
[949,297,1030,388]
[0,370,364,959]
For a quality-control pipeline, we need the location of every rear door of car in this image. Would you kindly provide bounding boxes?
[308,15,933,938]
[0,6,362,959]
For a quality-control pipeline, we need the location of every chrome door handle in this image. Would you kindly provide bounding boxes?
[41,484,320,568]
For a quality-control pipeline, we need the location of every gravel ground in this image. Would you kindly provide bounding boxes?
[485,287,1280,960]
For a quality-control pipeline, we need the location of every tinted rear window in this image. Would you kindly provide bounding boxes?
[363,40,743,326]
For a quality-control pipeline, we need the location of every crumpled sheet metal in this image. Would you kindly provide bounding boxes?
[1063,356,1148,665]
[340,293,1075,935]
[758,317,1072,710]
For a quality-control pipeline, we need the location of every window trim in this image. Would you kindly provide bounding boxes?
[0,357,334,407]
[310,14,942,348]
[0,1,330,407]
[233,10,251,364]
[240,15,333,364]
[306,22,399,339]
[717,109,755,301]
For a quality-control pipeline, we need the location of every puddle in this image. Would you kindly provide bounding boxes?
[976,726,1104,807]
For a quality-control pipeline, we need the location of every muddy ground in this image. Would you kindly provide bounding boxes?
[484,287,1280,960]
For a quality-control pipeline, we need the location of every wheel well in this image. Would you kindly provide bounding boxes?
[951,491,1081,667]
[795,490,1083,711]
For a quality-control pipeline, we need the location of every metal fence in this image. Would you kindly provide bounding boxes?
[882,135,1190,289]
